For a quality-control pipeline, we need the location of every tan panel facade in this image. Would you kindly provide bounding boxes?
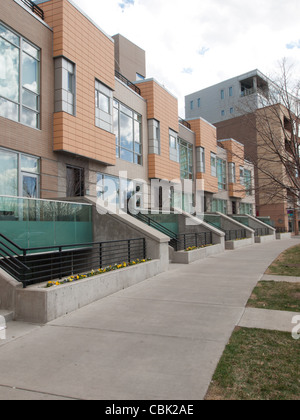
[136,80,180,181]
[188,118,219,193]
[39,0,116,165]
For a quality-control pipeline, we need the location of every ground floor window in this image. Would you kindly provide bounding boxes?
[239,202,253,215]
[96,173,143,212]
[211,198,227,214]
[0,147,40,198]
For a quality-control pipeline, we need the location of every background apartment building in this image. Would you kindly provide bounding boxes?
[185,70,299,231]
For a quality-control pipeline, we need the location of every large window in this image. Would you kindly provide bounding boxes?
[0,147,40,198]
[169,130,179,163]
[240,202,253,215]
[148,119,160,155]
[95,79,113,132]
[196,147,205,173]
[217,158,227,190]
[244,169,252,196]
[211,199,227,214]
[55,57,76,116]
[211,153,217,177]
[228,162,236,184]
[179,139,193,180]
[114,100,142,165]
[0,23,40,128]
[97,173,143,211]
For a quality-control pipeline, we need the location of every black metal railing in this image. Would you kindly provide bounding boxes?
[276,227,288,234]
[179,118,191,130]
[0,234,31,285]
[134,213,213,251]
[255,228,271,237]
[135,213,178,240]
[225,229,247,241]
[176,232,213,251]
[20,0,45,20]
[0,233,146,288]
[115,71,141,95]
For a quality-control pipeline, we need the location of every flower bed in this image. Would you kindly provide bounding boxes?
[46,259,151,288]
[185,244,213,252]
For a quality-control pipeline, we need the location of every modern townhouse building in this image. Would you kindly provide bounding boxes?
[1,1,280,322]
[0,0,256,227]
[185,70,300,232]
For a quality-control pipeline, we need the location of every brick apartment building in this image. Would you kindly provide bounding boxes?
[0,0,255,226]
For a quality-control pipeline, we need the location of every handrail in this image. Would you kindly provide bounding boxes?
[179,118,191,130]
[115,71,141,95]
[0,233,147,288]
[134,213,178,240]
[0,233,24,252]
[19,0,44,20]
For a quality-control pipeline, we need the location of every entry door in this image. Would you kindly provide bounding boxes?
[67,166,85,197]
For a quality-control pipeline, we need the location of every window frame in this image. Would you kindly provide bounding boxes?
[0,22,41,129]
[217,158,227,190]
[114,99,143,166]
[0,146,40,198]
[211,152,217,177]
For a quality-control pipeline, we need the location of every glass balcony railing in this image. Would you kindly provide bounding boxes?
[0,196,93,249]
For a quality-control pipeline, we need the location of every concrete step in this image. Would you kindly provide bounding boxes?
[0,310,14,324]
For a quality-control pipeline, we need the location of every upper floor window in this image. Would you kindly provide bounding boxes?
[55,57,75,116]
[114,99,142,165]
[197,147,205,173]
[228,162,236,184]
[148,119,160,155]
[95,79,113,132]
[217,158,227,190]
[0,23,40,129]
[169,130,179,163]
[0,147,40,198]
[244,169,252,196]
[179,139,193,180]
[211,152,217,177]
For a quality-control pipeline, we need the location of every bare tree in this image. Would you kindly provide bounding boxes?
[221,60,300,233]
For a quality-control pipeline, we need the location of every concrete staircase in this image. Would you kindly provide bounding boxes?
[0,310,14,323]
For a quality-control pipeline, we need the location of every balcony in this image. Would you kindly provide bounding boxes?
[115,70,141,96]
[179,118,191,130]
[19,0,45,20]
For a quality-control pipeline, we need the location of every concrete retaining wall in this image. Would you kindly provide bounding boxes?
[13,260,161,324]
[255,233,276,243]
[276,232,292,240]
[171,243,224,264]
[225,237,255,250]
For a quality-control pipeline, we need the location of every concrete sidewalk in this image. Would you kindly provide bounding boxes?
[0,238,299,400]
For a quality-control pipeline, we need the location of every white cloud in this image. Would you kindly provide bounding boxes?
[73,0,300,115]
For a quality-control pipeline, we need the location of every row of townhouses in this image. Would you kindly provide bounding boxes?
[0,0,290,321]
[0,0,256,217]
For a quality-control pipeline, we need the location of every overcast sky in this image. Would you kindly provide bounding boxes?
[73,0,300,116]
